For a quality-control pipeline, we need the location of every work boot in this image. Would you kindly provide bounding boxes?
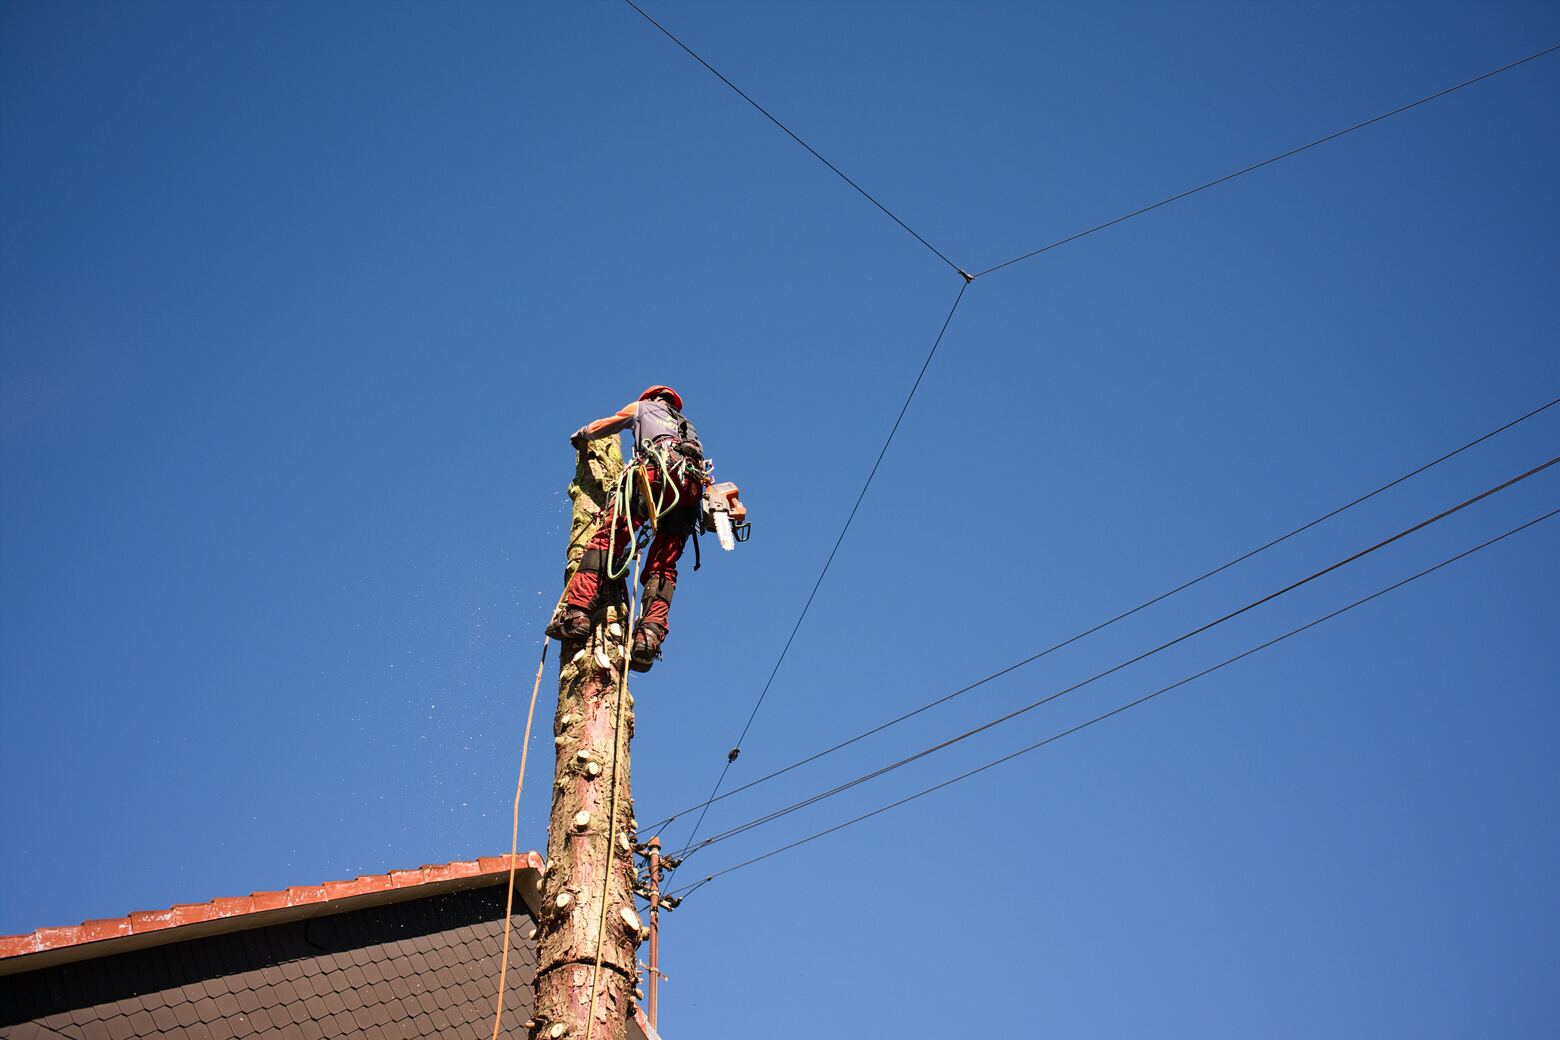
[629,622,666,672]
[546,605,591,642]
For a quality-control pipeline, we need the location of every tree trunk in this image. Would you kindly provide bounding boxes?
[532,438,643,1040]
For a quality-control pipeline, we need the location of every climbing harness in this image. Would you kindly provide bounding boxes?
[601,435,752,580]
[602,441,683,579]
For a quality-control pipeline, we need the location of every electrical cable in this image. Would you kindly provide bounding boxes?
[666,279,970,861]
[639,394,1559,836]
[663,452,1559,860]
[972,42,1560,279]
[667,503,1560,897]
[613,9,1558,887]
[622,0,966,276]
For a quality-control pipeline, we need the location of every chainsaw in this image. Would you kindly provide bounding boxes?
[700,481,751,551]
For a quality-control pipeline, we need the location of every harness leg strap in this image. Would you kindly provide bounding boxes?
[643,573,675,608]
[641,573,676,632]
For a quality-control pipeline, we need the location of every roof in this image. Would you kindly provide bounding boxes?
[0,853,543,973]
[2,877,544,1039]
[0,852,664,1040]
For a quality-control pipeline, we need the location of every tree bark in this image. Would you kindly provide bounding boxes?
[532,438,642,1040]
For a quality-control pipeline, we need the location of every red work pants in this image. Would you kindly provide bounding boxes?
[564,463,700,633]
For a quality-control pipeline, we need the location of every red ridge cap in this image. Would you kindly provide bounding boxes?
[0,852,543,961]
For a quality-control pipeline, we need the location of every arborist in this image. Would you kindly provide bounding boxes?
[548,386,706,672]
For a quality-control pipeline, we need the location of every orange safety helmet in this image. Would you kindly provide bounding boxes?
[639,385,683,411]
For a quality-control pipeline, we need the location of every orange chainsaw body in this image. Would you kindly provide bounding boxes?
[703,481,747,525]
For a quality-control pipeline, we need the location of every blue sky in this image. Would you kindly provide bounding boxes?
[3,1,1558,1036]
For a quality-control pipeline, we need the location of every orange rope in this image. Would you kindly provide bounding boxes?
[489,634,550,1040]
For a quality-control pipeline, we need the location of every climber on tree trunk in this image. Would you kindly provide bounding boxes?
[548,385,704,672]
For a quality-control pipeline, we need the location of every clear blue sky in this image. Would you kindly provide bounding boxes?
[3,2,1558,1036]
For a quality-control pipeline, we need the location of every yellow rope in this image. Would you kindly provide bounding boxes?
[583,556,639,1040]
[489,630,551,1040]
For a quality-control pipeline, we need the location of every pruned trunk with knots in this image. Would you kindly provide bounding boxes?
[531,438,643,1040]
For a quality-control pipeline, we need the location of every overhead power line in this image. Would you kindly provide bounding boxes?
[640,395,1559,836]
[667,504,1560,898]
[614,3,1559,888]
[670,280,970,859]
[621,0,966,276]
[972,42,1560,279]
[664,453,1560,860]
